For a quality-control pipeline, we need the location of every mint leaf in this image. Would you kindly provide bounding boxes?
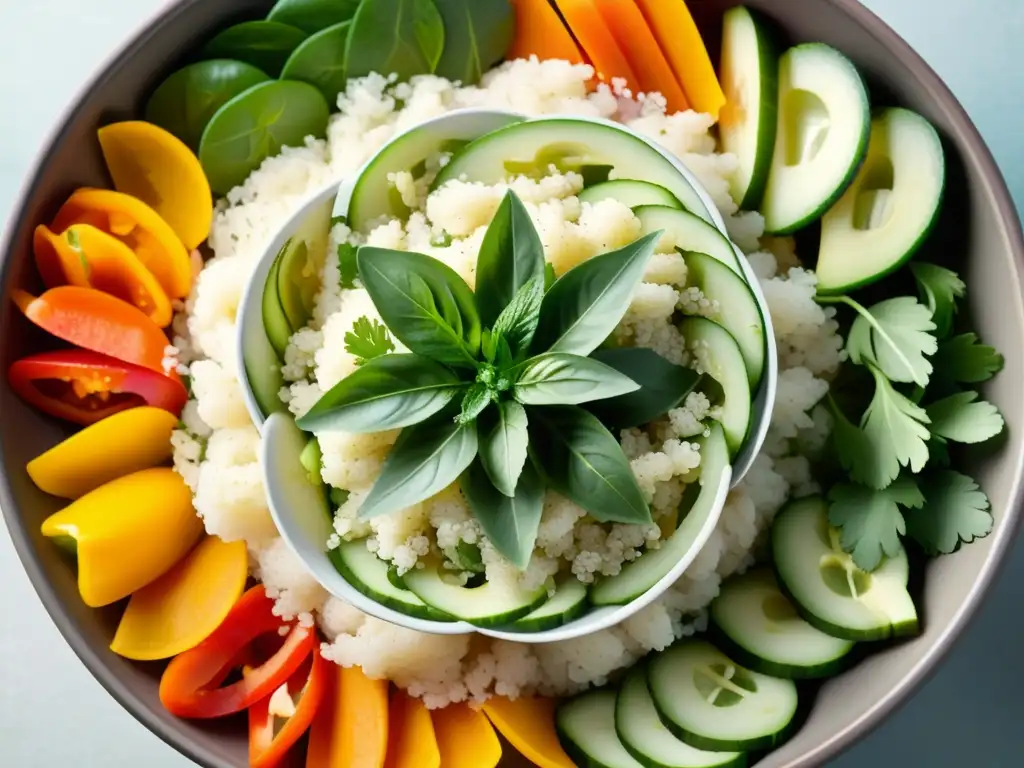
[529,406,651,525]
[297,353,460,433]
[457,383,494,425]
[475,190,545,328]
[478,400,529,497]
[828,478,924,571]
[338,243,358,289]
[845,296,937,387]
[460,458,544,569]
[905,470,993,556]
[344,316,395,365]
[861,366,931,486]
[359,409,478,519]
[932,333,1004,384]
[513,353,639,406]
[910,262,965,339]
[492,276,543,357]
[587,348,702,429]
[926,391,1005,444]
[532,231,660,356]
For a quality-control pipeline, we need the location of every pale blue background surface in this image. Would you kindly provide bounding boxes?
[0,0,1021,765]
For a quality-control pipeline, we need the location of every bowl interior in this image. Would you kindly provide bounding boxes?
[1,0,1022,766]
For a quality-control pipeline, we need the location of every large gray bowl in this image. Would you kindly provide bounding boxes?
[2,1,1022,766]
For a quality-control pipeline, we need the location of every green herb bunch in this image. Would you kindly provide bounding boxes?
[299,191,699,568]
[818,263,1005,571]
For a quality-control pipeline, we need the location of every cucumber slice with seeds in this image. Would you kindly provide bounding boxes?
[647,641,798,753]
[772,496,918,641]
[634,206,742,275]
[578,179,684,210]
[710,569,854,679]
[616,668,746,768]
[402,564,549,627]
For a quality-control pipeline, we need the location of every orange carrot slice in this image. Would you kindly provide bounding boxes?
[431,704,502,768]
[553,0,639,92]
[592,0,689,112]
[508,0,585,65]
[633,0,726,118]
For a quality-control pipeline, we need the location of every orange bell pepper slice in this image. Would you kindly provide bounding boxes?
[8,350,187,426]
[385,691,440,768]
[51,188,192,299]
[249,649,329,768]
[306,665,389,768]
[160,586,318,720]
[431,703,502,768]
[14,285,173,375]
[33,223,173,327]
[482,697,576,768]
[508,0,585,65]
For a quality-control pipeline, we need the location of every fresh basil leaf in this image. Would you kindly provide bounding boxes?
[512,352,639,406]
[460,458,544,569]
[491,277,543,357]
[338,243,358,289]
[481,329,498,363]
[345,0,445,80]
[587,348,702,428]
[297,353,461,433]
[475,190,546,327]
[431,0,514,85]
[479,400,529,496]
[359,409,478,518]
[529,406,651,524]
[544,262,556,291]
[531,231,661,356]
[457,383,494,425]
[495,336,514,371]
[357,246,481,367]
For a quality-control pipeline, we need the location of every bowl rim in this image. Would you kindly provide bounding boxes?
[1,1,1022,767]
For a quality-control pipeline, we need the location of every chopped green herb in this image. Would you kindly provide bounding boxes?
[925,391,1005,444]
[338,243,358,289]
[344,316,395,365]
[932,332,1004,384]
[828,477,924,571]
[910,262,965,339]
[905,470,993,556]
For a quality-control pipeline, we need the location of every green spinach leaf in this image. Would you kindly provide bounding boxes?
[201,21,309,78]
[432,0,515,84]
[475,190,546,328]
[268,0,361,34]
[280,21,352,106]
[460,458,544,569]
[529,406,651,525]
[478,400,529,497]
[357,246,481,367]
[531,231,660,356]
[513,353,639,406]
[359,409,478,518]
[297,353,461,433]
[345,0,445,81]
[587,348,702,428]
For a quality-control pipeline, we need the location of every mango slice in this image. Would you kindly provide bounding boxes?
[110,535,248,661]
[482,697,576,768]
[41,467,203,607]
[432,703,502,768]
[385,692,440,768]
[98,121,214,251]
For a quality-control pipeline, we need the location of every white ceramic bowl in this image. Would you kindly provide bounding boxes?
[235,108,775,642]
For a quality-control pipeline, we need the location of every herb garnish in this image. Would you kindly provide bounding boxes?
[298,190,682,568]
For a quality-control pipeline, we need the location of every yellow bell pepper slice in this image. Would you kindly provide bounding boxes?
[27,406,178,500]
[307,666,389,768]
[384,691,440,768]
[98,121,213,252]
[110,535,248,661]
[52,188,192,300]
[431,703,501,768]
[41,467,203,608]
[482,697,576,768]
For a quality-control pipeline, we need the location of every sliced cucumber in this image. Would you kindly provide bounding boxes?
[719,5,779,210]
[679,318,751,456]
[647,641,799,753]
[710,569,854,679]
[616,668,746,768]
[262,240,294,357]
[681,251,765,389]
[634,206,742,275]
[243,319,286,419]
[557,689,644,768]
[433,117,714,224]
[578,180,684,211]
[816,108,946,294]
[277,197,332,331]
[402,564,549,628]
[344,110,524,232]
[772,496,919,641]
[328,540,453,622]
[760,43,870,234]
[591,423,731,606]
[510,578,589,632]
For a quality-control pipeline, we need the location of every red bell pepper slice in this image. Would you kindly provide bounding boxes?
[249,648,329,768]
[8,349,187,425]
[159,585,317,720]
[13,285,173,375]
